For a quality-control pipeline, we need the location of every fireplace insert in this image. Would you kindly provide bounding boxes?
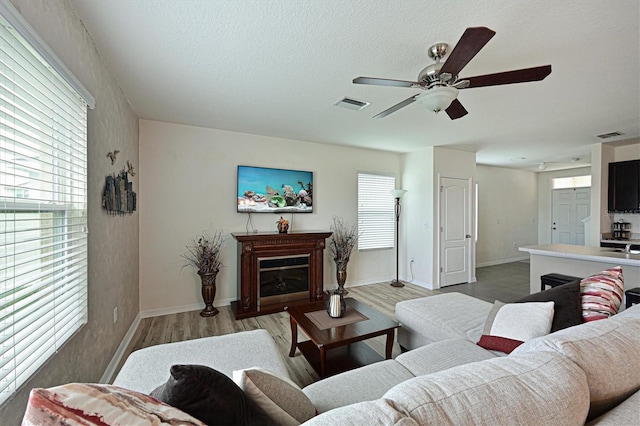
[258,254,310,306]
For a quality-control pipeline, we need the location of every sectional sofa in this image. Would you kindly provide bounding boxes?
[22,288,640,425]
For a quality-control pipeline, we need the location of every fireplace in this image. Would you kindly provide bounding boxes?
[258,254,310,306]
[231,231,331,319]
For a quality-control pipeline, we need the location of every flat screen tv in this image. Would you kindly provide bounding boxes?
[237,165,313,213]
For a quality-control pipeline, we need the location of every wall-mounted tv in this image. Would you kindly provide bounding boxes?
[237,165,313,213]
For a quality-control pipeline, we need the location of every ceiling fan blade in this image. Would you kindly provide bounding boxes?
[373,95,418,119]
[439,27,496,76]
[353,76,420,88]
[462,65,552,88]
[445,98,468,120]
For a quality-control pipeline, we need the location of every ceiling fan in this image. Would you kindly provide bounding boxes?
[353,27,551,120]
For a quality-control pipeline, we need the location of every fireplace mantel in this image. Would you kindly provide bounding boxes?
[231,231,332,319]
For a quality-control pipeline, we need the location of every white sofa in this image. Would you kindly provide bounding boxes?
[111,294,640,425]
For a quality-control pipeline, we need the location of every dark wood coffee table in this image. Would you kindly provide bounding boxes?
[287,298,400,378]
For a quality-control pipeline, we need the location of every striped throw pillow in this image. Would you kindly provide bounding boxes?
[22,383,205,426]
[580,266,624,322]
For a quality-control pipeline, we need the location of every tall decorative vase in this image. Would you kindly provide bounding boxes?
[198,270,219,317]
[336,268,348,295]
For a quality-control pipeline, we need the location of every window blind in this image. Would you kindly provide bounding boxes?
[0,10,88,405]
[357,173,395,250]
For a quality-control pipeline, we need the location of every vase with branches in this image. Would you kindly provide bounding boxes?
[328,216,358,295]
[182,229,225,317]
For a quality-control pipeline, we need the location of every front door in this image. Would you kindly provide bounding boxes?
[440,177,471,287]
[552,188,590,245]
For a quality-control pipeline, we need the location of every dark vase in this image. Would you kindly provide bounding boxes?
[335,268,348,295]
[277,222,289,233]
[198,270,219,317]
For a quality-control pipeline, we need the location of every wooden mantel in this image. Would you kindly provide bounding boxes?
[231,231,332,319]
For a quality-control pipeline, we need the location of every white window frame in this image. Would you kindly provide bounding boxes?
[0,1,92,406]
[357,172,396,251]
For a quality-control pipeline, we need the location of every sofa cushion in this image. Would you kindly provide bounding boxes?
[477,301,554,353]
[395,338,497,376]
[234,367,316,425]
[395,293,492,350]
[383,352,589,426]
[302,398,415,425]
[517,279,583,332]
[617,302,640,319]
[306,352,590,425]
[303,359,414,413]
[586,389,640,425]
[22,383,205,426]
[113,329,289,393]
[580,266,624,321]
[512,315,640,420]
[587,390,640,426]
[150,364,252,426]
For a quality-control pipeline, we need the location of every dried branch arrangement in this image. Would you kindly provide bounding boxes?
[329,216,359,271]
[182,229,225,274]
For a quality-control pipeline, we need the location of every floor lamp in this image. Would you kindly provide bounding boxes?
[390,189,407,287]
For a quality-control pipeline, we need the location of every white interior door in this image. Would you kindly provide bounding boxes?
[440,177,471,287]
[552,188,591,245]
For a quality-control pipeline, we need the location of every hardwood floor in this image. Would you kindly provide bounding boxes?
[117,261,529,388]
[438,261,531,303]
[116,282,437,388]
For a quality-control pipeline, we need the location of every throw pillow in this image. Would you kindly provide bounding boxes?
[580,266,624,322]
[150,364,252,426]
[22,383,205,426]
[517,279,583,332]
[233,367,317,426]
[477,301,554,354]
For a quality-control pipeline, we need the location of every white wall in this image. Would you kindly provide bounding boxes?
[476,165,538,266]
[613,140,640,161]
[402,146,476,289]
[537,166,592,245]
[402,147,435,288]
[139,120,401,315]
[434,147,477,285]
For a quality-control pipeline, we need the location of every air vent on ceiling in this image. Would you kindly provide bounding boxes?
[596,131,625,139]
[333,97,370,111]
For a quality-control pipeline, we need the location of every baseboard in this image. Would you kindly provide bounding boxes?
[476,256,529,268]
[100,312,141,384]
[139,297,235,319]
[400,279,434,290]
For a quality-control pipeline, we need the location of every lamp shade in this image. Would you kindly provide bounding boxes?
[416,86,458,113]
[391,189,407,199]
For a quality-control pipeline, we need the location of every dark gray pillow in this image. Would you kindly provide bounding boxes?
[150,364,252,426]
[516,279,583,332]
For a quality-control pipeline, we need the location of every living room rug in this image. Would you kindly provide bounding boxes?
[304,308,368,330]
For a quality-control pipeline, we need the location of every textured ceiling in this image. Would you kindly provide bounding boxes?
[69,0,640,171]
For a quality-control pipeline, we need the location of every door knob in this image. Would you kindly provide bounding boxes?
[465,234,472,238]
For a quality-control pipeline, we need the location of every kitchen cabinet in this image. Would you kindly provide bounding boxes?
[608,159,640,213]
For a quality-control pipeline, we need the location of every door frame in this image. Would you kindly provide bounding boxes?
[436,174,474,288]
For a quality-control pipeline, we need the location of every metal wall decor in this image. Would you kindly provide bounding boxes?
[103,150,137,215]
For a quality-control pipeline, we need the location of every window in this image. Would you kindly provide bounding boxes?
[357,173,396,250]
[551,175,591,189]
[0,2,93,405]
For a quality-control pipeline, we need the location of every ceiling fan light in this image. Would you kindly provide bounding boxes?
[416,86,458,114]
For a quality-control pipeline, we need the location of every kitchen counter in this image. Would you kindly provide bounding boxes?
[519,244,640,298]
[601,238,640,244]
[520,244,640,266]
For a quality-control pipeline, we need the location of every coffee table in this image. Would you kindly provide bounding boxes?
[287,298,400,378]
